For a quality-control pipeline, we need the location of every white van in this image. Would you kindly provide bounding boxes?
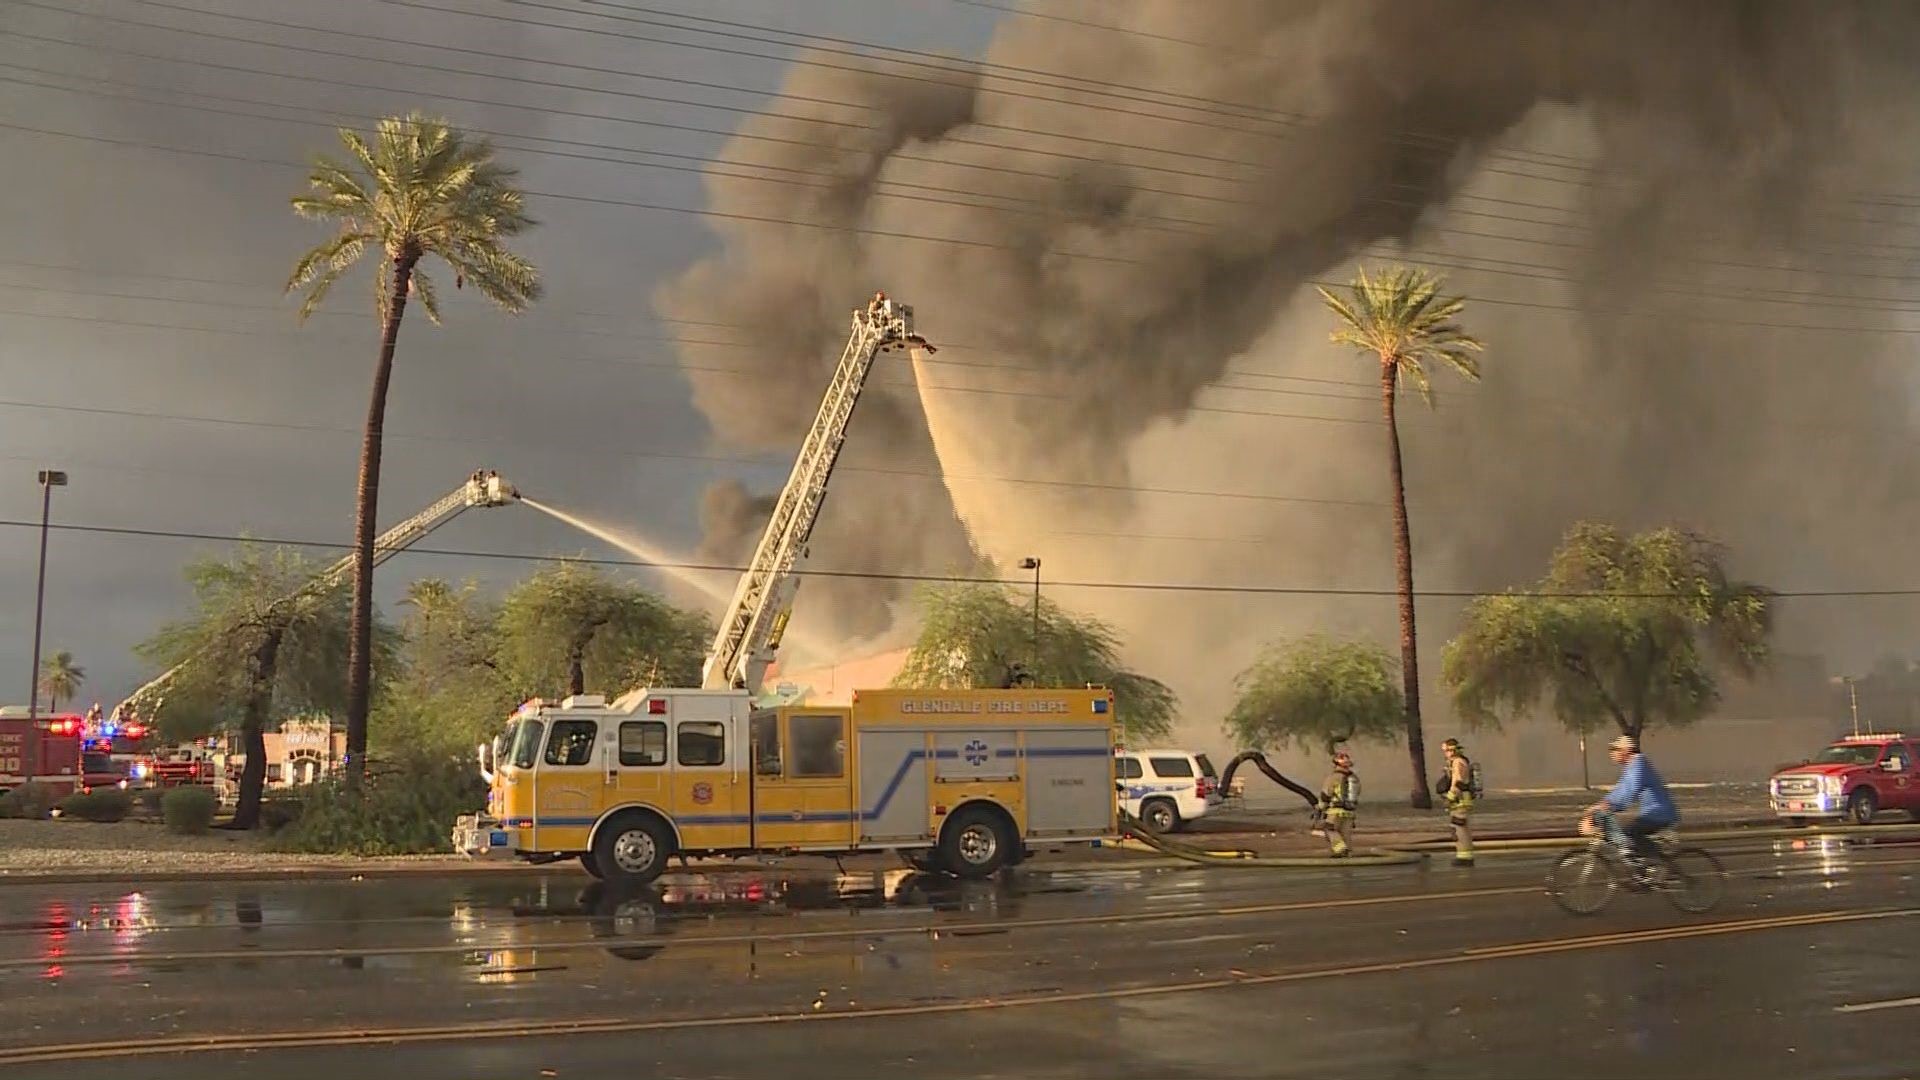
[1115,748,1221,833]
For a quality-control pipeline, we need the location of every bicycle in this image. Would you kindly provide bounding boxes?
[1546,816,1726,915]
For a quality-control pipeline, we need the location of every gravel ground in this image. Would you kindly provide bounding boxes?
[0,819,466,878]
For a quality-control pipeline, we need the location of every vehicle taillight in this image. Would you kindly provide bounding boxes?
[1196,776,1214,799]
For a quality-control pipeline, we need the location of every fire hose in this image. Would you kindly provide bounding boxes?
[1114,808,1920,871]
[1120,748,1920,869]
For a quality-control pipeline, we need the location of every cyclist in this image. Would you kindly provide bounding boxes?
[1586,734,1678,876]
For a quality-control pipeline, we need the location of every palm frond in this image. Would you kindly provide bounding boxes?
[407,264,443,325]
[432,242,543,312]
[287,112,540,322]
[1320,264,1485,405]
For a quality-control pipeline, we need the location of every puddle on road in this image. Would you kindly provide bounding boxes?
[11,868,1085,985]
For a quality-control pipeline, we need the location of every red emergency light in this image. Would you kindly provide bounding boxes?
[647,698,668,715]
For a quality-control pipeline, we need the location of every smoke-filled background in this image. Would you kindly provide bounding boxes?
[664,0,1920,774]
[5,0,1919,784]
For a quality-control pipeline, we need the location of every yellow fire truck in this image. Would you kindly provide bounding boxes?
[455,294,1120,883]
[456,686,1117,883]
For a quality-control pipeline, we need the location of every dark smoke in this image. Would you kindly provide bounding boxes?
[662,0,1920,698]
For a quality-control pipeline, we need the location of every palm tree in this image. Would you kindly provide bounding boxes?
[1317,265,1483,810]
[286,112,541,784]
[37,651,84,713]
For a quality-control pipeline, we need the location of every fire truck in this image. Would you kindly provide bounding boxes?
[0,707,123,794]
[455,294,1120,883]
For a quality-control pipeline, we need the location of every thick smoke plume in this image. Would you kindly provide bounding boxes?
[660,1,1920,757]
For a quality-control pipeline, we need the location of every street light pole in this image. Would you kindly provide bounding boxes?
[1018,557,1041,672]
[26,469,67,780]
[1833,675,1861,736]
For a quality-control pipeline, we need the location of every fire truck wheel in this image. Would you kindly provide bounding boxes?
[594,814,672,884]
[580,850,606,879]
[941,805,1012,880]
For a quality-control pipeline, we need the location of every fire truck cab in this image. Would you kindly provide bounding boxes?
[456,686,1118,884]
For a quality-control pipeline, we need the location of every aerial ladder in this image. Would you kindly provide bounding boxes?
[112,470,519,724]
[700,293,931,693]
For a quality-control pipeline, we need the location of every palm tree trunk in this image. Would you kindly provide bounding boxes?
[231,627,282,830]
[344,253,417,785]
[1381,361,1433,810]
[568,648,586,697]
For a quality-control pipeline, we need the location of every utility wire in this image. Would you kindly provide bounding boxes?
[4,516,1908,598]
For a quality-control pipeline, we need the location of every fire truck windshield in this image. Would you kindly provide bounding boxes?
[1810,744,1883,766]
[508,719,545,769]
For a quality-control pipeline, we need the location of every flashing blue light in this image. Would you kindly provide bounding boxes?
[1092,699,1110,714]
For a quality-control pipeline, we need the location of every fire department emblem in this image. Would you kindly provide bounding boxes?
[691,782,714,805]
[964,739,989,767]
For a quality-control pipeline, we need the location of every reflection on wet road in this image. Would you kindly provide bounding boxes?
[2,837,1918,1079]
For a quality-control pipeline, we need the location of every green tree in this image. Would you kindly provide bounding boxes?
[892,581,1176,741]
[373,579,513,759]
[1226,636,1404,755]
[496,562,711,699]
[37,651,84,713]
[1442,522,1774,740]
[1318,265,1484,809]
[135,546,384,829]
[286,112,541,785]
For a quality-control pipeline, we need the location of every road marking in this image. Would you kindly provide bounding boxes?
[1836,995,1920,1014]
[0,883,1534,970]
[2,904,1911,1065]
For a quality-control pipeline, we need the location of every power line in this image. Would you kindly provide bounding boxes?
[11,115,1920,341]
[12,32,1920,310]
[947,0,1920,216]
[14,90,1920,347]
[70,0,1257,188]
[5,516,1913,599]
[56,0,1920,238]
[403,0,1920,230]
[0,396,1413,507]
[14,22,1920,289]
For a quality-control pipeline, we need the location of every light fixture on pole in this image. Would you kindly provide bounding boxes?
[1017,557,1041,670]
[26,469,67,781]
[1831,674,1863,736]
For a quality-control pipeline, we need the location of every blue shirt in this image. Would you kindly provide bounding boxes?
[1605,754,1678,825]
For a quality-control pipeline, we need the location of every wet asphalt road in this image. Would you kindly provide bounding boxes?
[1,836,1917,1079]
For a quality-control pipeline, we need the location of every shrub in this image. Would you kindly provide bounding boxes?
[162,786,219,834]
[270,754,484,856]
[134,787,165,818]
[0,782,59,820]
[258,791,304,832]
[57,788,134,823]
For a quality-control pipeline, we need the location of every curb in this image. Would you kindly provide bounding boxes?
[5,822,1916,888]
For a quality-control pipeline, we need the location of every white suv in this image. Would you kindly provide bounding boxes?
[1116,749,1221,833]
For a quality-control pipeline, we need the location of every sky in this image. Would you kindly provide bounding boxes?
[0,0,997,710]
[7,1,1920,783]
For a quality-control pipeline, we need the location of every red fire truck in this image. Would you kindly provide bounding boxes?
[0,707,119,795]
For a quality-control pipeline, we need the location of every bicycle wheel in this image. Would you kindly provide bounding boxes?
[1548,848,1618,915]
[1659,847,1725,914]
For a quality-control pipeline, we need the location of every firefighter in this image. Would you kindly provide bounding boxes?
[1437,737,1477,866]
[1316,749,1359,858]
